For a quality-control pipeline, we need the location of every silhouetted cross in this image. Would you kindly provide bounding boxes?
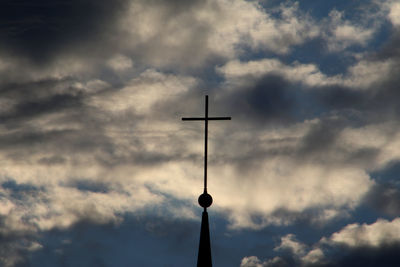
[182,95,231,194]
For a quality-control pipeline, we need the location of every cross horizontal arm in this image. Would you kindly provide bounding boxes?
[182,117,231,121]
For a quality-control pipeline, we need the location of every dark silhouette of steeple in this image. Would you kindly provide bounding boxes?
[197,205,212,266]
[182,95,231,267]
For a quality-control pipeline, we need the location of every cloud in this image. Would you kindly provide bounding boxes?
[0,63,380,239]
[0,213,200,266]
[0,0,129,64]
[326,218,400,247]
[217,58,342,88]
[118,0,320,68]
[206,1,319,55]
[0,67,205,265]
[323,9,376,52]
[274,234,307,255]
[217,53,398,91]
[220,73,297,124]
[204,117,377,228]
[107,54,133,72]
[241,217,400,267]
[1,1,400,265]
[388,1,400,26]
[210,23,400,229]
[0,0,322,87]
[2,42,397,242]
[365,182,400,217]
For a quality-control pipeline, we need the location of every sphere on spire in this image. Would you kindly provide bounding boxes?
[198,192,213,208]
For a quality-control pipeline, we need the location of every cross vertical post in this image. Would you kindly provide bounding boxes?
[204,95,208,191]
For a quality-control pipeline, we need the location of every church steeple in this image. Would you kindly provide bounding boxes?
[197,203,212,266]
[182,95,231,267]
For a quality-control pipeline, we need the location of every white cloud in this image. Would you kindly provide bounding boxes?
[72,79,110,95]
[0,72,378,236]
[301,248,325,265]
[0,69,202,237]
[339,122,400,170]
[206,1,318,56]
[216,58,342,87]
[7,113,398,234]
[325,217,400,247]
[324,9,376,51]
[388,2,400,26]
[242,217,400,266]
[214,160,372,229]
[0,164,165,232]
[217,53,397,90]
[0,198,14,216]
[241,256,264,267]
[107,54,133,71]
[344,59,394,88]
[0,0,390,85]
[274,234,306,255]
[5,59,399,235]
[118,0,319,67]
[0,0,397,249]
[88,69,196,114]
[204,120,375,229]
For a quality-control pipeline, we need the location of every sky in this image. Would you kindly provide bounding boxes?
[1,0,400,266]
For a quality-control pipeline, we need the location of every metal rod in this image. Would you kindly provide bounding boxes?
[182,117,231,121]
[208,117,231,120]
[204,95,208,192]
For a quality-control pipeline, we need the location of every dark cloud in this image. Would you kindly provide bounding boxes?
[1,179,45,200]
[269,208,336,227]
[66,179,111,194]
[0,78,64,95]
[0,230,38,267]
[252,240,400,267]
[0,82,189,167]
[1,93,81,123]
[0,0,128,63]
[344,147,381,168]
[372,29,400,61]
[308,83,400,127]
[224,74,297,124]
[0,78,94,131]
[38,155,67,165]
[332,30,400,121]
[17,215,199,267]
[0,127,108,162]
[0,79,113,164]
[299,117,344,154]
[364,182,400,217]
[314,85,366,110]
[145,0,205,12]
[313,244,400,267]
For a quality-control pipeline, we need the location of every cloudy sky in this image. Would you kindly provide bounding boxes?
[1,0,400,266]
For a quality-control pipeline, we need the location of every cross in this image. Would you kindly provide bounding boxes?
[183,95,231,267]
[182,95,231,196]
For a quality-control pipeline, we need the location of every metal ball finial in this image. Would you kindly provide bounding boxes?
[198,192,213,208]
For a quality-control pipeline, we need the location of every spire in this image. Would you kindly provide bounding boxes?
[197,209,212,267]
[182,95,231,267]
